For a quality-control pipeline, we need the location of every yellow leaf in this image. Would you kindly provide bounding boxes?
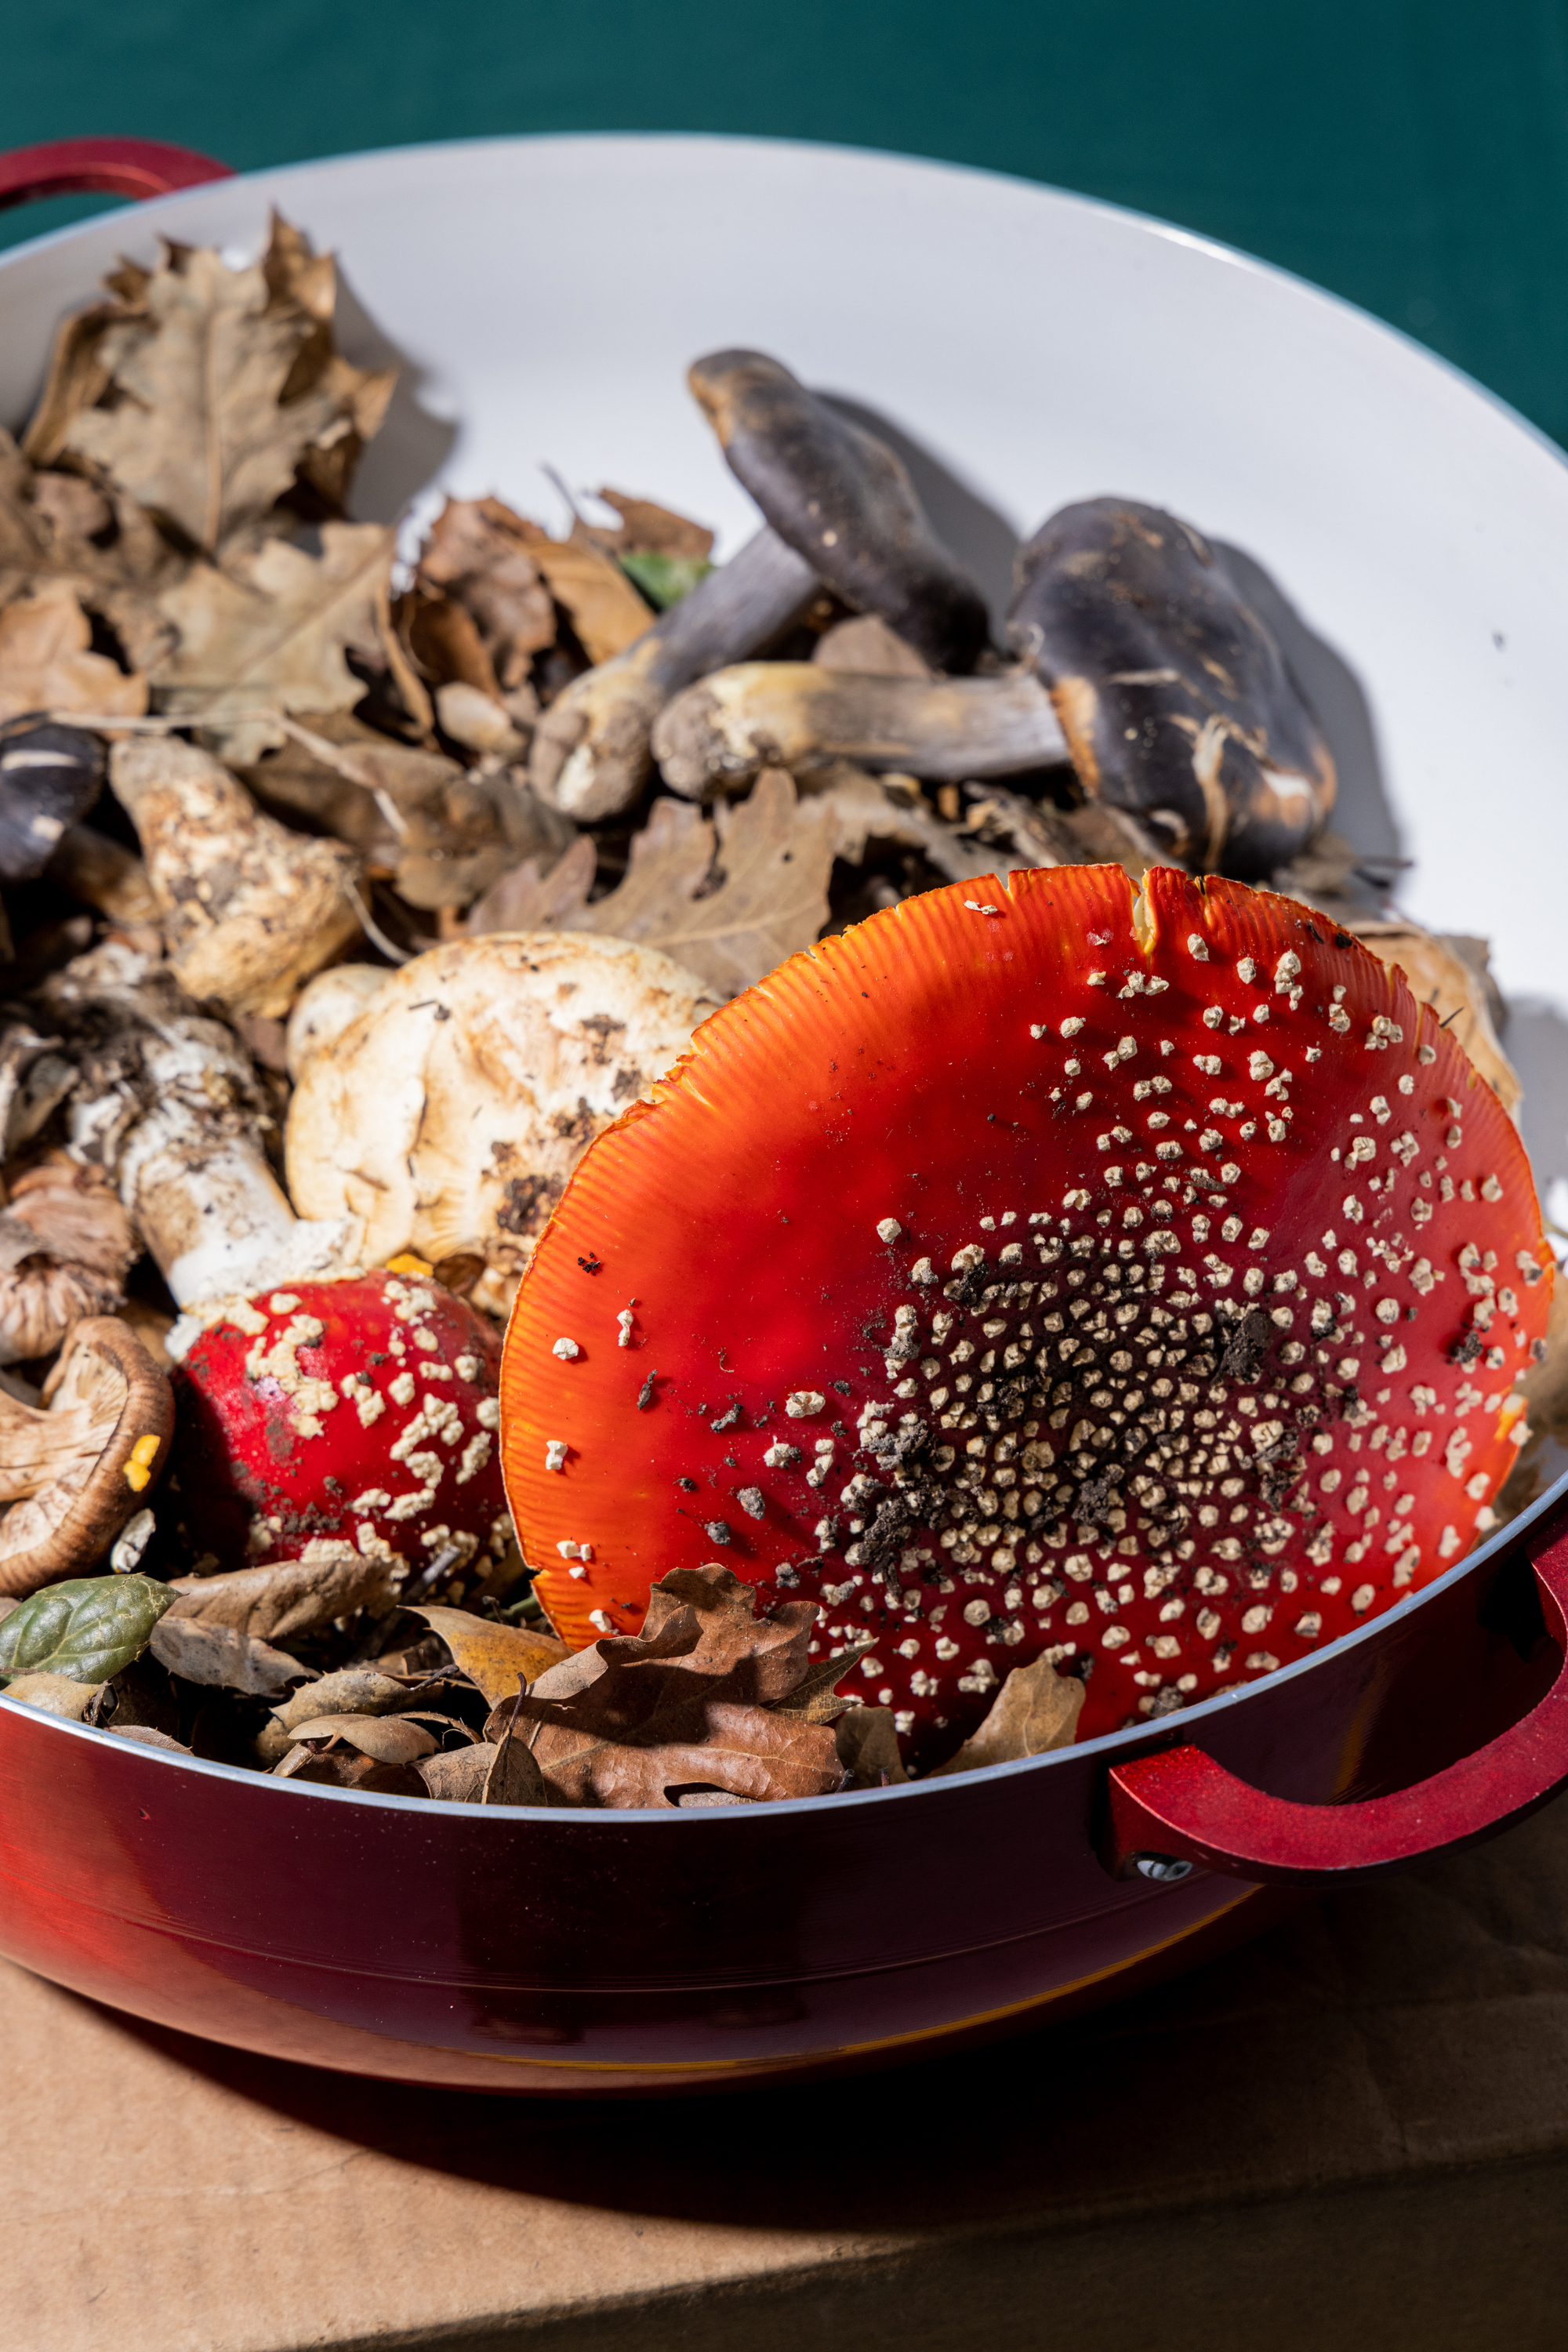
[411,1603,569,1707]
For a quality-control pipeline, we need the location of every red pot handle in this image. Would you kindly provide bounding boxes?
[0,138,233,213]
[1105,1523,1568,1886]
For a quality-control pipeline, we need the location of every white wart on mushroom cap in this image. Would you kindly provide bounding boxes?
[285,935,717,1316]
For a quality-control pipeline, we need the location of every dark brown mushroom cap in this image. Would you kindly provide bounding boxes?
[0,1316,174,1598]
[0,723,104,881]
[688,350,991,675]
[1007,499,1336,880]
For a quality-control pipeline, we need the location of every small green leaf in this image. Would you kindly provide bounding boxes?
[0,1575,176,1686]
[617,551,713,611]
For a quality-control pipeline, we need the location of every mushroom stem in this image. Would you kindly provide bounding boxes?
[651,662,1069,797]
[37,941,364,1316]
[528,524,819,822]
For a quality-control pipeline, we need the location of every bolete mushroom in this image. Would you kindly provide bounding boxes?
[686,350,991,674]
[35,939,363,1308]
[528,524,820,823]
[285,933,717,1319]
[108,735,361,1018]
[651,662,1068,797]
[0,1315,173,1596]
[1008,500,1337,879]
[499,864,1551,1765]
[166,1269,510,1590]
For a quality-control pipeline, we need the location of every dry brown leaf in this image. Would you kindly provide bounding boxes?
[927,1655,1087,1778]
[409,1603,568,1706]
[510,1563,844,1808]
[167,1545,397,1644]
[559,770,836,996]
[835,1705,909,1786]
[275,1746,423,1793]
[593,489,714,558]
[467,833,597,935]
[0,580,147,726]
[151,521,395,761]
[416,498,557,688]
[108,1723,191,1755]
[64,230,390,554]
[2,1669,103,1720]
[284,1711,438,1764]
[148,1613,310,1697]
[20,260,151,467]
[765,1638,877,1722]
[524,522,654,666]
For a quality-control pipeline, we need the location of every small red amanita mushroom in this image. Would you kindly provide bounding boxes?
[166,1269,510,1588]
[499,865,1552,1764]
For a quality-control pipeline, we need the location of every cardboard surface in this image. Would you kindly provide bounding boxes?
[12,1791,1568,2351]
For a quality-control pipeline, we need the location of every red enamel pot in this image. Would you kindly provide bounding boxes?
[1,138,1566,2094]
[0,1469,1562,2094]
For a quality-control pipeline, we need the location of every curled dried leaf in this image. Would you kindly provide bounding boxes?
[2,1668,103,1720]
[149,1613,312,1697]
[409,1604,568,1707]
[284,1711,439,1765]
[927,1656,1087,1779]
[167,1545,397,1645]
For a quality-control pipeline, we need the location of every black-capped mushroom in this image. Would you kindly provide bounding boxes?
[0,722,105,880]
[650,662,1066,797]
[1007,497,1336,878]
[687,349,992,675]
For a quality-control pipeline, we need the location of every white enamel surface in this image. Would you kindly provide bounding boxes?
[2,134,1564,1195]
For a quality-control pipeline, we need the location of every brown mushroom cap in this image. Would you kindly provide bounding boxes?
[1008,499,1337,879]
[688,350,992,674]
[0,1315,173,1597]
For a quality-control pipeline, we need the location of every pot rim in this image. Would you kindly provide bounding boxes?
[0,132,1559,1828]
[5,1464,1562,1824]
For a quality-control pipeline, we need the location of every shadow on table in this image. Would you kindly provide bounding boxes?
[65,1788,1568,2237]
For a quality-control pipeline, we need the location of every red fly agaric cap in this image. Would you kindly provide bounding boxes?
[168,1270,509,1588]
[500,866,1552,1764]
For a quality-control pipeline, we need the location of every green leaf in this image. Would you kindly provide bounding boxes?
[617,551,713,611]
[0,1575,176,1686]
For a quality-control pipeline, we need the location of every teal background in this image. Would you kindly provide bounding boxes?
[4,0,1568,444]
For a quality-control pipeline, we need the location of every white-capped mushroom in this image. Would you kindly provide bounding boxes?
[285,933,717,1316]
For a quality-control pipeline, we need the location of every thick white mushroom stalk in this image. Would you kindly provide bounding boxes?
[35,942,364,1328]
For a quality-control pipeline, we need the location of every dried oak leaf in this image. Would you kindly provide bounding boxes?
[409,1602,568,1707]
[150,521,397,764]
[64,230,391,555]
[927,1654,1087,1778]
[835,1705,909,1787]
[512,1563,844,1808]
[416,498,557,689]
[0,579,147,727]
[166,1543,397,1644]
[21,259,151,469]
[592,489,714,560]
[489,770,837,998]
